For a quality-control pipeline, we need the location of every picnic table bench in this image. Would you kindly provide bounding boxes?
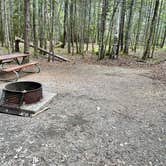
[0,53,40,81]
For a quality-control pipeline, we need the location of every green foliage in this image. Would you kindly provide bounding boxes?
[0,0,165,58]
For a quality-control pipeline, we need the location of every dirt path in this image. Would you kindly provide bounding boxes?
[0,61,165,165]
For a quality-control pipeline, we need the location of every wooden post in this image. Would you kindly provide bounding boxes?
[15,39,20,52]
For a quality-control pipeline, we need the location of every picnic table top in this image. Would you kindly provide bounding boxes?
[0,53,29,61]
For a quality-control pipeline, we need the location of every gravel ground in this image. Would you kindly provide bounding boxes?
[0,61,165,166]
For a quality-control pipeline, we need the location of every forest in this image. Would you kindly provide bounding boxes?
[0,1,166,165]
[0,0,165,61]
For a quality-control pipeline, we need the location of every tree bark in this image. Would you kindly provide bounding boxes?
[119,0,126,52]
[61,0,68,48]
[151,0,163,58]
[160,27,166,48]
[98,0,108,60]
[142,0,160,60]
[33,0,38,57]
[24,0,30,54]
[123,0,134,55]
[134,0,143,52]
[110,0,122,59]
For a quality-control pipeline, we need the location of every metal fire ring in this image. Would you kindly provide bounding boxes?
[0,81,43,107]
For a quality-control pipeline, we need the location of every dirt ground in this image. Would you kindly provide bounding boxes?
[0,59,165,166]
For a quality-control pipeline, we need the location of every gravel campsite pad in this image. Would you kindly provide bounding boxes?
[0,61,165,166]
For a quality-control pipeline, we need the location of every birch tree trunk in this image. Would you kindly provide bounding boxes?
[110,0,121,59]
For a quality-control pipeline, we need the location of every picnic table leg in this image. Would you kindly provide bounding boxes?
[0,60,3,68]
[21,64,40,73]
[14,58,21,65]
[35,64,40,73]
[14,56,29,65]
[13,71,19,81]
[0,71,19,82]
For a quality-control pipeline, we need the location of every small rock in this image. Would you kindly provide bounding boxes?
[14,154,18,159]
[96,106,101,111]
[0,137,4,141]
[15,147,22,153]
[32,156,39,164]
[149,161,153,166]
[117,159,125,164]
[120,143,124,147]
[29,140,34,144]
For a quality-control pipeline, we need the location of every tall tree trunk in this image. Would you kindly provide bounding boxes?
[24,0,30,54]
[33,0,38,57]
[18,0,22,37]
[98,0,108,60]
[134,0,143,52]
[70,0,74,55]
[160,26,166,48]
[119,0,126,52]
[123,0,135,55]
[86,0,92,51]
[3,0,11,52]
[44,0,47,50]
[143,0,153,48]
[151,0,163,58]
[108,0,119,56]
[142,0,160,60]
[48,0,55,61]
[39,0,44,50]
[110,0,121,59]
[97,0,102,44]
[61,0,68,48]
[9,0,14,52]
[0,1,4,47]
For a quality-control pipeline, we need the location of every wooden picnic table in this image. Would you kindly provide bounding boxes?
[0,53,30,65]
[0,53,40,81]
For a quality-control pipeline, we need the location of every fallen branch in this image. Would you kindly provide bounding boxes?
[31,107,50,117]
[15,37,70,62]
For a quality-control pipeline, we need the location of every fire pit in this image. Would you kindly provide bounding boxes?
[0,81,56,117]
[0,81,43,108]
